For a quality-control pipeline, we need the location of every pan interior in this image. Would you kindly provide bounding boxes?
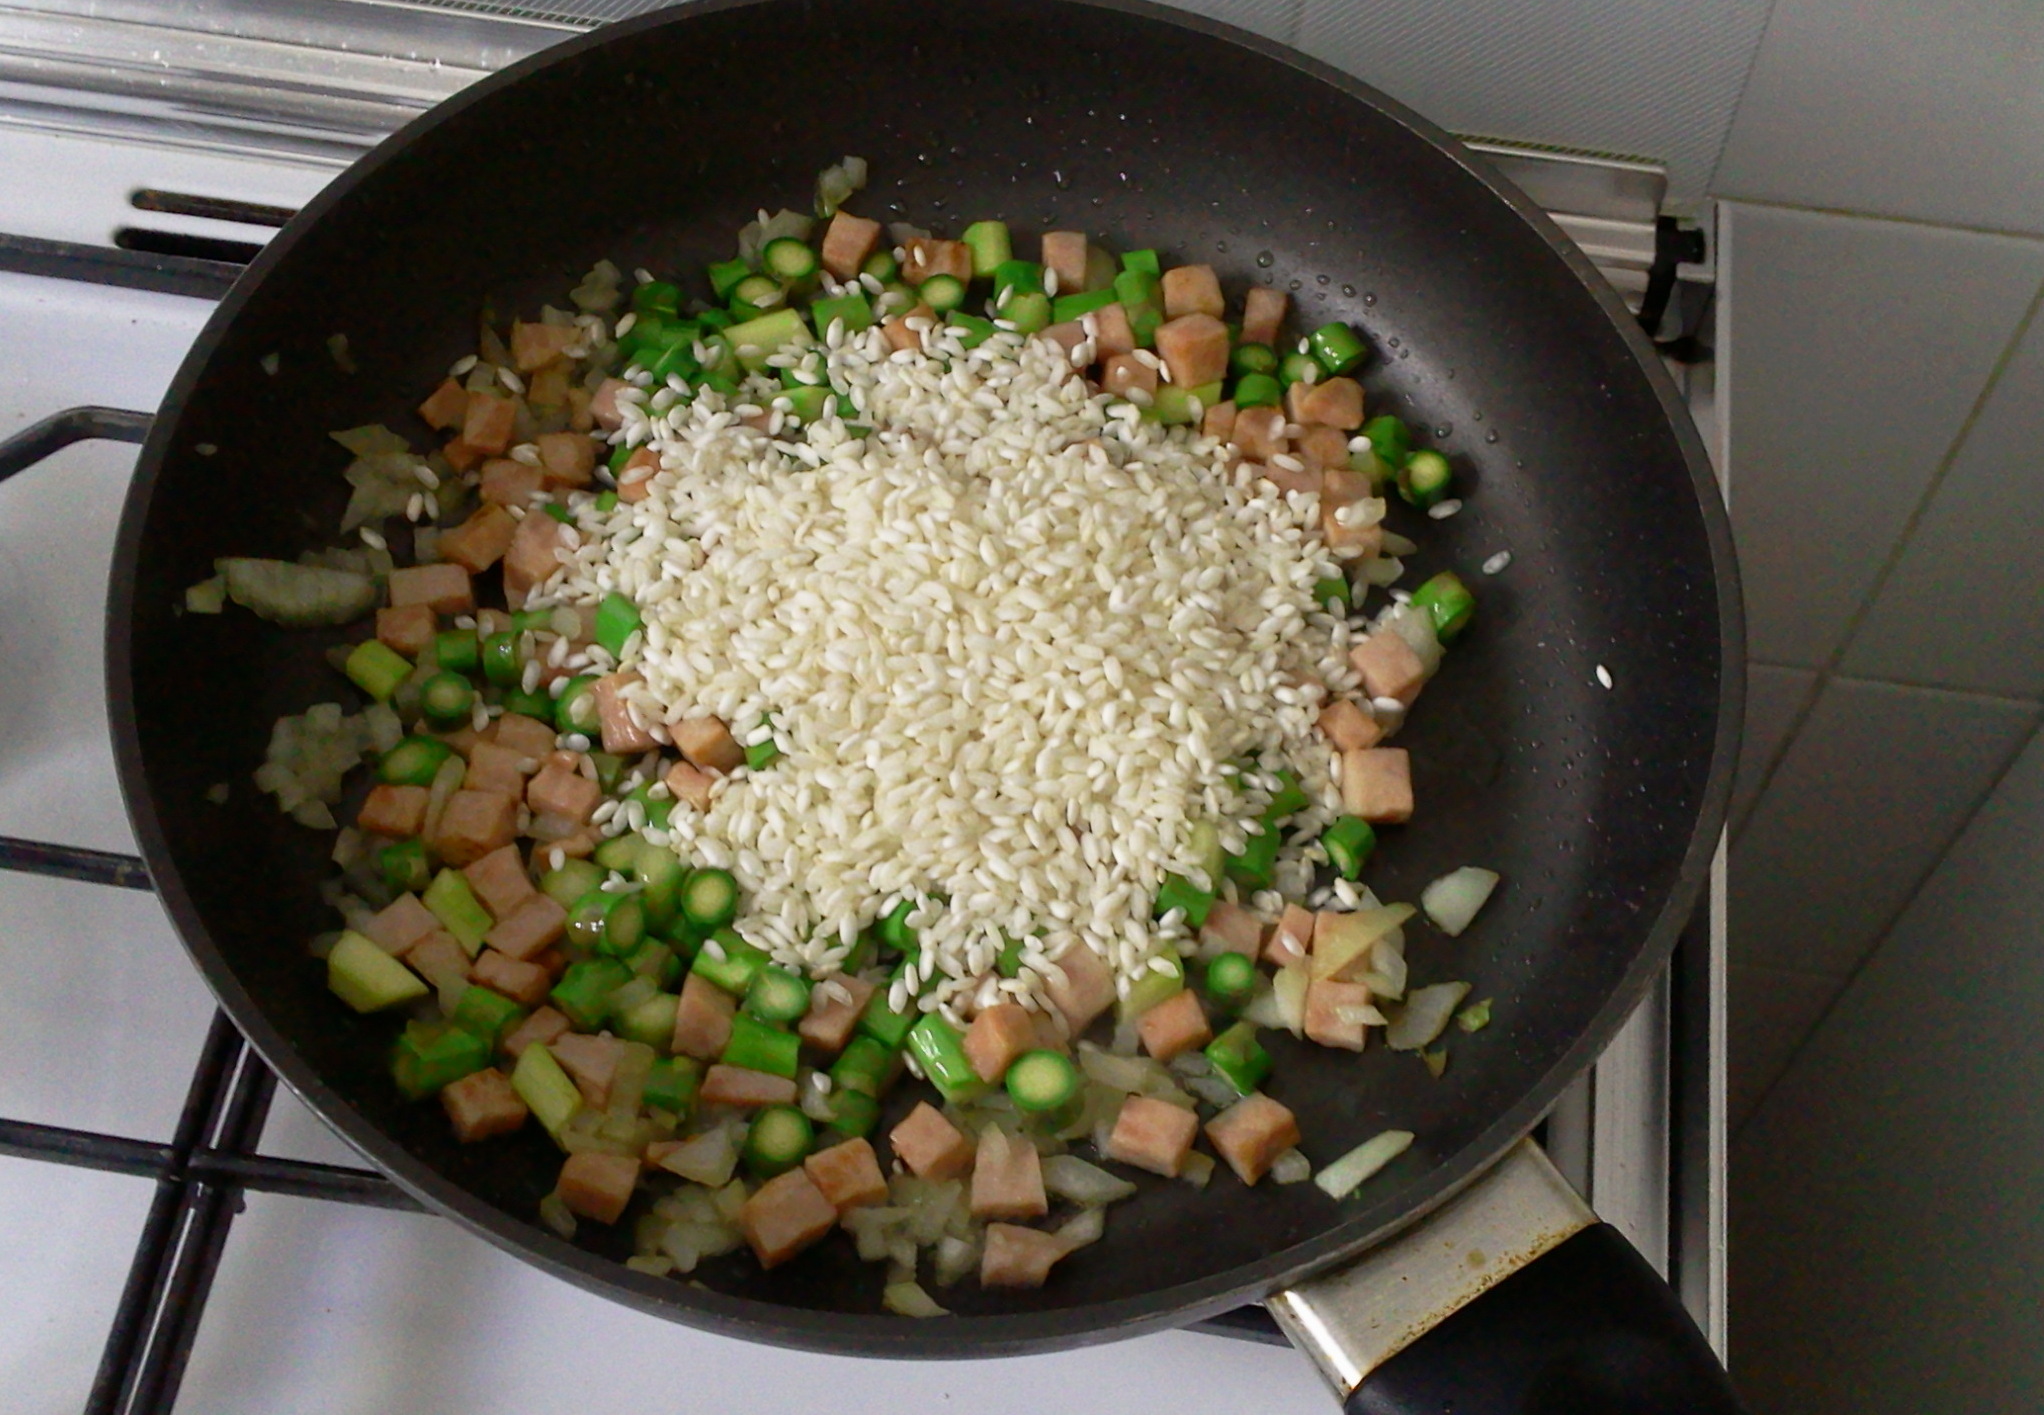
[113,0,1726,1350]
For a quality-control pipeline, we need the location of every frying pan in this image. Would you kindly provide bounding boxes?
[104,0,1744,1408]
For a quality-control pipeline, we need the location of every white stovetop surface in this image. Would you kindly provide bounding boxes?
[0,173,1330,1415]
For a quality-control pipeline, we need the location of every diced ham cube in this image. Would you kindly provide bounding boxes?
[672,715,743,773]
[1318,699,1383,752]
[970,1125,1048,1221]
[980,1223,1070,1288]
[1265,905,1316,968]
[1105,1095,1200,1177]
[469,948,551,1008]
[357,784,428,838]
[549,1031,624,1107]
[1040,231,1090,291]
[1088,301,1135,356]
[699,1065,798,1108]
[556,1151,638,1224]
[503,509,565,608]
[376,603,436,658]
[673,972,735,1061]
[388,563,474,615]
[566,385,595,432]
[406,931,471,1006]
[902,237,972,286]
[483,891,567,962]
[1161,264,1225,320]
[527,760,601,824]
[1138,989,1212,1062]
[1205,1093,1301,1186]
[1305,978,1374,1051]
[462,843,534,919]
[1201,400,1237,441]
[363,892,438,954]
[528,363,570,412]
[881,302,935,354]
[1295,423,1353,472]
[536,432,597,490]
[1101,352,1159,399]
[889,1102,973,1181]
[1349,631,1428,705]
[441,1067,528,1142]
[1045,943,1115,1037]
[594,673,657,754]
[1257,462,1320,499]
[663,759,716,813]
[797,974,875,1056]
[418,378,469,431]
[493,712,558,760]
[1288,376,1366,430]
[821,210,883,279]
[1153,313,1229,388]
[502,1004,571,1059]
[510,320,579,373]
[739,1167,838,1268]
[1231,405,1289,462]
[431,789,518,867]
[1343,747,1414,824]
[803,1137,889,1212]
[463,741,528,796]
[1036,320,1088,363]
[437,504,519,575]
[1200,899,1262,956]
[440,437,486,473]
[1240,287,1288,349]
[591,377,630,432]
[963,1003,1036,1084]
[463,391,517,455]
[617,446,660,504]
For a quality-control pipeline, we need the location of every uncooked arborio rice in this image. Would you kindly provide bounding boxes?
[530,322,1364,1021]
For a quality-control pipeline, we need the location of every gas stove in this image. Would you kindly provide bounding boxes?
[0,6,1724,1409]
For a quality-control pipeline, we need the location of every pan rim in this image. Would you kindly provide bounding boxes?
[105,0,1743,1359]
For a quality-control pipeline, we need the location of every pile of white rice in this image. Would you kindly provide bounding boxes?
[529,320,1368,1023]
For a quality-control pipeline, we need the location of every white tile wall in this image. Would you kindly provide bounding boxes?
[1843,297,2044,699]
[1726,963,1839,1132]
[1729,676,2037,978]
[1294,0,1772,204]
[1720,203,2044,669]
[1730,727,2044,1413]
[1713,0,2044,237]
[1732,664,1818,831]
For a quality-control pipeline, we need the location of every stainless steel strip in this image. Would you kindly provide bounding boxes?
[1268,1140,1596,1399]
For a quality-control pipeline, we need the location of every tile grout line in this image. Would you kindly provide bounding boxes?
[1732,708,2044,1143]
[1712,194,2044,246]
[1728,274,2044,839]
[1695,0,1790,199]
[1746,660,2044,708]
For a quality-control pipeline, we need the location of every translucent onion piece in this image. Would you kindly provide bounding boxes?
[1421,867,1501,937]
[1313,1130,1414,1200]
[1385,982,1472,1052]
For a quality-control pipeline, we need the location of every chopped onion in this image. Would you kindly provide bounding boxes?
[1359,928,1408,1001]
[1182,1072,1243,1109]
[654,1128,737,1187]
[184,574,226,614]
[1179,1150,1216,1189]
[1362,555,1405,587]
[537,1192,577,1240]
[1314,1130,1414,1200]
[1270,961,1310,1036]
[1385,982,1472,1052]
[844,1206,912,1262]
[1375,601,1443,675]
[1421,867,1500,937]
[814,154,869,217]
[1333,1003,1390,1027]
[1270,1148,1313,1185]
[1456,998,1494,1033]
[932,1234,980,1287]
[1043,1155,1139,1206]
[737,208,815,265]
[1054,1205,1107,1251]
[218,557,376,627]
[1311,905,1414,982]
[1078,1043,1166,1094]
[883,1281,949,1318]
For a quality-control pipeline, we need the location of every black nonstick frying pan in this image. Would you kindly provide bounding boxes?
[105,0,1744,1408]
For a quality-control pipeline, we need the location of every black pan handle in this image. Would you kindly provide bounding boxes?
[1270,1141,1745,1414]
[0,405,154,485]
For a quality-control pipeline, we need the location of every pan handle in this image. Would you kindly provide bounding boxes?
[1269,1140,1745,1414]
[0,406,154,485]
